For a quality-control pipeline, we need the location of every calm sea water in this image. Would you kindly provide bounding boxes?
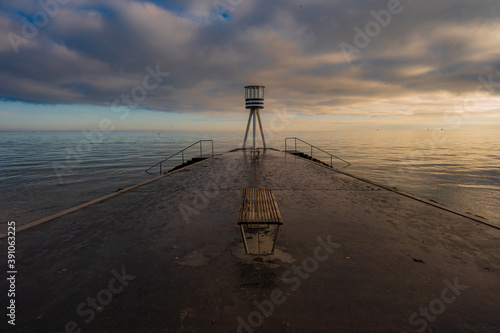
[1,129,499,231]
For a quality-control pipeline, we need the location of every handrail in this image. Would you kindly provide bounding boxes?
[145,140,214,174]
[284,137,351,168]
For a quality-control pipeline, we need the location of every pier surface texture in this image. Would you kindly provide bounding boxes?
[1,149,499,332]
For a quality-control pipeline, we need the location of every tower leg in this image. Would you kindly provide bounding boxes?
[253,109,256,149]
[243,110,253,148]
[256,109,266,149]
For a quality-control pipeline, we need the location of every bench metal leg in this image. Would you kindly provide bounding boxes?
[240,225,250,254]
[271,225,281,254]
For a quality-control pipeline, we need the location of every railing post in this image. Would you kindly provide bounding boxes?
[182,151,184,164]
[160,163,162,175]
[294,138,297,152]
[211,140,214,157]
[200,141,202,158]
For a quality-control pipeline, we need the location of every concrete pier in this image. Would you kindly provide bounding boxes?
[1,149,499,332]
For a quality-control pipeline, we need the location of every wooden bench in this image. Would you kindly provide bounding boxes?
[238,188,283,254]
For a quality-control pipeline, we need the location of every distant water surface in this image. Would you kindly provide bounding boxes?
[0,129,498,231]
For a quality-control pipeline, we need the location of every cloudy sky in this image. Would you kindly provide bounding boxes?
[0,0,499,131]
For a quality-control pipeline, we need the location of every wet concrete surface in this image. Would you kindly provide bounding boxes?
[1,149,499,332]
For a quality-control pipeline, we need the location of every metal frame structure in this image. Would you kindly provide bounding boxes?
[239,222,281,255]
[238,188,283,255]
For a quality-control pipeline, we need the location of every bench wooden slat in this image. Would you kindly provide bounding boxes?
[262,189,269,223]
[271,190,282,222]
[256,188,261,222]
[264,189,273,222]
[239,189,244,221]
[269,190,275,222]
[261,189,268,223]
[265,190,273,222]
[239,188,245,222]
[248,188,252,222]
[269,190,277,221]
[252,188,256,222]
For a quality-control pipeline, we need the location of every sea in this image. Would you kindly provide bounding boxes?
[1,129,499,232]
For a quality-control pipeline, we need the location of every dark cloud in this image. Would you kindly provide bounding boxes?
[0,0,499,117]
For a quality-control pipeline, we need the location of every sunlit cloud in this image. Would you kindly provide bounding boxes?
[0,0,499,130]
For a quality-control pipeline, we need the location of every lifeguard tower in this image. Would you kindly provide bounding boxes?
[242,85,266,149]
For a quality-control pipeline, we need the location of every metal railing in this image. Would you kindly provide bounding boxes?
[284,137,351,168]
[145,140,214,174]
